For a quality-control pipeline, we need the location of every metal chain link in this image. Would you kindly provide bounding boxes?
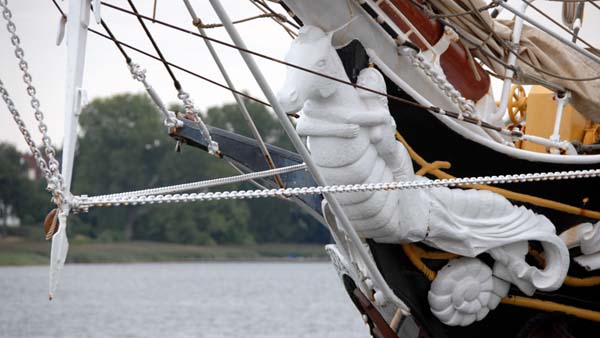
[177,88,220,155]
[1,0,63,194]
[73,169,600,210]
[0,79,52,181]
[405,48,583,151]
[127,61,182,129]
[127,59,216,154]
[128,61,147,82]
[401,43,477,118]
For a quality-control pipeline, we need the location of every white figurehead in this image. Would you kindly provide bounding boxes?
[276,25,571,326]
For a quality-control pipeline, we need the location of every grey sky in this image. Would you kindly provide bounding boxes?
[1,0,599,151]
[1,0,293,151]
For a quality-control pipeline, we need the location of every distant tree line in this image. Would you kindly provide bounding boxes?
[0,93,330,245]
[0,144,49,237]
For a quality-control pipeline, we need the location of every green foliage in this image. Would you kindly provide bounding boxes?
[0,144,52,236]
[204,99,293,151]
[67,93,328,245]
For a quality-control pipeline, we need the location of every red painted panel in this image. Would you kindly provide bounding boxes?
[379,0,490,101]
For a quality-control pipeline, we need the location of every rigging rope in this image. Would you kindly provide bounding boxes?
[44,1,582,152]
[73,169,600,210]
[99,19,130,63]
[526,0,596,51]
[411,0,600,83]
[248,0,298,38]
[96,2,532,139]
[126,0,180,90]
[50,2,597,151]
[89,9,180,127]
[126,0,218,154]
[88,28,271,107]
[251,0,300,29]
[193,12,288,29]
[88,163,307,201]
[183,0,286,187]
[51,0,271,108]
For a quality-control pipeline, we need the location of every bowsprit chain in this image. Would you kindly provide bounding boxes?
[177,88,220,155]
[401,42,477,118]
[73,169,600,210]
[1,0,64,198]
[0,80,52,181]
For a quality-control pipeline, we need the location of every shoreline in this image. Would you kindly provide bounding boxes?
[1,258,332,267]
[0,237,330,266]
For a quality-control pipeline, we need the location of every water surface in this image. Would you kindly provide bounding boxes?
[0,262,370,338]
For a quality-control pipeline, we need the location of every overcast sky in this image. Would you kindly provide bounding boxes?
[1,0,599,151]
[0,0,294,151]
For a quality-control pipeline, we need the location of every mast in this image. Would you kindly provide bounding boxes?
[49,0,91,300]
[62,0,90,191]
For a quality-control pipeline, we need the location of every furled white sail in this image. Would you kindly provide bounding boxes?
[427,0,600,122]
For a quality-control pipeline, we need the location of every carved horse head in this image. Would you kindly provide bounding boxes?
[276,25,350,114]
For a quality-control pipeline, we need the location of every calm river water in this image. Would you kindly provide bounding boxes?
[0,262,370,338]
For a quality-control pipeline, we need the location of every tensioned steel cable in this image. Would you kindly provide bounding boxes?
[87,28,271,107]
[51,0,529,139]
[126,0,181,90]
[523,0,596,56]
[408,0,600,82]
[251,0,300,29]
[98,1,525,137]
[249,0,299,38]
[53,0,270,106]
[51,0,65,16]
[100,20,130,62]
[56,1,578,141]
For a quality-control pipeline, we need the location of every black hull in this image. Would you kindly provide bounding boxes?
[339,40,600,337]
[172,39,600,338]
[337,39,600,229]
[387,83,599,230]
[369,241,600,338]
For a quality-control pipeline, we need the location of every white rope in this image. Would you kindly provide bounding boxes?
[87,162,307,201]
[73,168,600,209]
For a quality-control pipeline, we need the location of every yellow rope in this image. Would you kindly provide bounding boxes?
[564,275,600,287]
[397,132,600,320]
[529,248,600,287]
[415,160,451,176]
[401,244,437,281]
[405,244,600,287]
[405,242,600,321]
[405,243,459,260]
[501,296,600,322]
[395,132,600,220]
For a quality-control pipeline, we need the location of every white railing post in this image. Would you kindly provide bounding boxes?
[50,0,91,300]
[493,0,530,123]
[62,0,90,193]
